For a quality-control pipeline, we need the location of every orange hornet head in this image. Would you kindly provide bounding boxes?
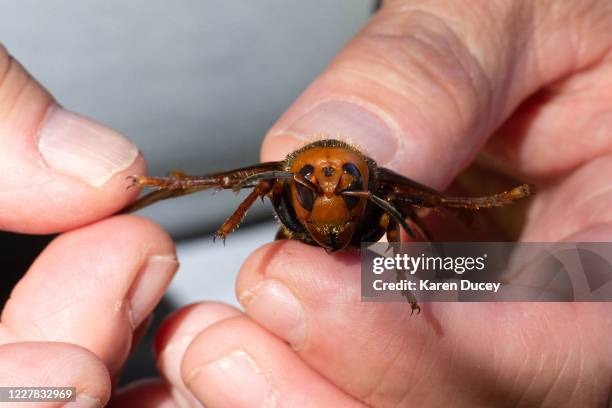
[286,141,372,252]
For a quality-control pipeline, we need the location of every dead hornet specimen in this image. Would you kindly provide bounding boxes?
[125,139,534,313]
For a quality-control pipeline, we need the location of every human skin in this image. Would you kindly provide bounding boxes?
[1,0,612,407]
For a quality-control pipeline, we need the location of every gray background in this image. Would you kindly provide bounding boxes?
[0,0,374,238]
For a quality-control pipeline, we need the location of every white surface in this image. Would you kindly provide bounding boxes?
[168,221,280,308]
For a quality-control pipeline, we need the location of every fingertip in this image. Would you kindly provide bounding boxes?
[100,151,147,206]
[0,46,149,233]
[109,378,174,408]
[237,239,359,305]
[154,302,241,408]
[0,342,111,407]
[154,302,241,358]
[44,213,177,260]
[236,240,307,303]
[116,214,176,252]
[2,215,177,375]
[180,316,359,408]
[38,106,140,187]
[260,133,303,162]
[235,240,362,349]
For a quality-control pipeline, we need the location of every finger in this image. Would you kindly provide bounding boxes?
[261,1,611,189]
[155,302,241,408]
[0,44,144,234]
[0,215,178,375]
[522,154,612,241]
[181,315,365,408]
[0,341,111,407]
[235,240,612,406]
[109,378,175,408]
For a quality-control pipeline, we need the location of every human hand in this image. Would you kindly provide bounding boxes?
[0,44,179,406]
[154,1,612,406]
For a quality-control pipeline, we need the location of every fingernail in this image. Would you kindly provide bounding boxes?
[187,350,278,408]
[279,100,399,164]
[239,279,306,348]
[38,105,139,187]
[63,394,103,408]
[128,254,179,327]
[170,386,204,408]
[158,334,206,408]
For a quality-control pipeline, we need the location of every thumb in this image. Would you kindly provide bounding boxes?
[261,0,610,189]
[0,44,144,233]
